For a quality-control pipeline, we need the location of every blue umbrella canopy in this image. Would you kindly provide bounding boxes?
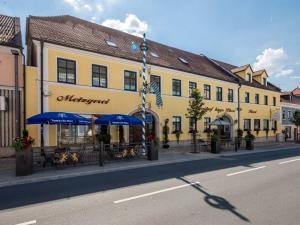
[27,112,91,125]
[94,114,142,126]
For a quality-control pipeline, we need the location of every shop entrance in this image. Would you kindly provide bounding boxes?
[129,111,157,143]
[217,116,232,140]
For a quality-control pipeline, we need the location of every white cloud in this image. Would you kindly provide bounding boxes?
[63,0,82,10]
[63,0,119,12]
[290,75,300,79]
[101,14,148,37]
[83,3,92,11]
[90,16,97,23]
[253,47,294,77]
[96,4,104,12]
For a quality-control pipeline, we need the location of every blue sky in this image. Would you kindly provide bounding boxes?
[1,0,300,91]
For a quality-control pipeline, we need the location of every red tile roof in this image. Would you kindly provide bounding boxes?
[0,15,22,48]
[27,15,280,92]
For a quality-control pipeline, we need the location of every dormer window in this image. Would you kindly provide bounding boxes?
[263,78,267,86]
[150,51,159,58]
[178,57,189,64]
[246,73,252,82]
[105,40,117,47]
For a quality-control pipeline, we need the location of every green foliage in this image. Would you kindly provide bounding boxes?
[211,129,220,142]
[291,111,300,127]
[245,130,255,141]
[186,89,207,125]
[96,133,111,144]
[237,129,243,137]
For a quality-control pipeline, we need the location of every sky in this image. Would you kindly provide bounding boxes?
[1,0,300,91]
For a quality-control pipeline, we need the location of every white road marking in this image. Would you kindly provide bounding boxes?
[114,181,200,204]
[279,158,300,164]
[15,220,36,225]
[227,166,266,176]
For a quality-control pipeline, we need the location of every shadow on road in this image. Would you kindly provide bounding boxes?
[178,177,250,223]
[0,148,299,210]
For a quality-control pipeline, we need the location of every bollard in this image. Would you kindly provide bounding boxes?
[99,141,104,167]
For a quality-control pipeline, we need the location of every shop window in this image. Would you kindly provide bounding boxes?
[60,124,90,145]
[273,97,276,106]
[203,84,211,100]
[264,95,268,105]
[150,75,161,93]
[124,70,137,91]
[255,94,260,104]
[244,119,251,131]
[254,119,260,131]
[172,116,182,133]
[263,119,269,130]
[57,58,76,84]
[92,64,107,88]
[204,117,211,132]
[216,87,223,101]
[245,92,250,103]
[189,82,197,97]
[228,89,233,102]
[172,79,181,96]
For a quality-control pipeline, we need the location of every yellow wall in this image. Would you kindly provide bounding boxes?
[25,43,281,146]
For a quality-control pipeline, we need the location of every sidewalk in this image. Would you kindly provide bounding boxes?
[0,143,299,188]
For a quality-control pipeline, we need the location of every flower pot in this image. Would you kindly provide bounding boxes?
[16,148,33,176]
[245,140,254,150]
[211,140,220,154]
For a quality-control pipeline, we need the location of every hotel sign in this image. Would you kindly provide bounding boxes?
[204,107,235,113]
[56,95,110,105]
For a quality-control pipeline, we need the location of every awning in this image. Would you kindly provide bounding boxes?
[94,114,142,126]
[210,119,231,126]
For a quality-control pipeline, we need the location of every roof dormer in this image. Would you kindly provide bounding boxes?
[231,64,254,83]
[253,69,268,86]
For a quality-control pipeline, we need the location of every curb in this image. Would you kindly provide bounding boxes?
[0,145,298,188]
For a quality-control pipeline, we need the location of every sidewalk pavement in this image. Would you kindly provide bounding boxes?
[0,142,299,188]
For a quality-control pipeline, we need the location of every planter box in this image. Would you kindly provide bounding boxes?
[211,141,220,154]
[245,140,254,150]
[16,148,33,176]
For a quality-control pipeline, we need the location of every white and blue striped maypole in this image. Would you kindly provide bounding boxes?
[140,33,149,155]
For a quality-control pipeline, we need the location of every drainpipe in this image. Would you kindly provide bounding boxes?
[237,83,241,132]
[11,49,21,138]
[40,41,44,149]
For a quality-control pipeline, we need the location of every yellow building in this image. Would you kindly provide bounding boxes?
[25,15,281,147]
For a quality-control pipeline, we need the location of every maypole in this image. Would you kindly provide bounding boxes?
[140,33,149,155]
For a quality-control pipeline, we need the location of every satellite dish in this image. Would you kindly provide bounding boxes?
[131,41,138,53]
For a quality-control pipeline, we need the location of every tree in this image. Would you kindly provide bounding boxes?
[291,110,300,142]
[186,89,207,153]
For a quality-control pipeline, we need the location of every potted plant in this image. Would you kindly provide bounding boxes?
[211,129,220,154]
[162,119,170,148]
[245,130,255,150]
[175,130,182,144]
[13,130,35,176]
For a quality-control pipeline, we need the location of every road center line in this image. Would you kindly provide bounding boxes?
[15,220,36,225]
[279,158,300,164]
[227,166,266,177]
[114,181,200,204]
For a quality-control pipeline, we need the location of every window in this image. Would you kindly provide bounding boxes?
[245,92,250,103]
[272,120,277,130]
[172,79,181,96]
[273,97,276,106]
[216,87,223,101]
[204,117,211,132]
[105,40,117,47]
[150,75,161,93]
[189,82,197,97]
[178,57,188,64]
[264,95,268,105]
[92,65,107,88]
[189,117,196,132]
[246,73,251,82]
[288,111,291,119]
[203,84,211,100]
[150,52,159,58]
[124,70,137,91]
[172,116,181,132]
[57,58,76,84]
[228,89,233,102]
[282,110,286,120]
[244,119,251,131]
[263,119,269,130]
[254,119,260,131]
[263,78,267,86]
[255,94,259,104]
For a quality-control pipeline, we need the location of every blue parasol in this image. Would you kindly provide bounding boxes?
[94,114,142,126]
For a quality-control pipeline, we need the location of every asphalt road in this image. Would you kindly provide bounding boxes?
[0,148,300,225]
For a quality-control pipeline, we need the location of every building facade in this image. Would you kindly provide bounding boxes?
[0,15,23,156]
[25,15,281,147]
[281,90,300,140]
